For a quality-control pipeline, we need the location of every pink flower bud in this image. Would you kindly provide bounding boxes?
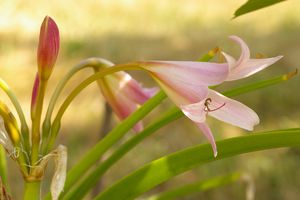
[37,16,60,80]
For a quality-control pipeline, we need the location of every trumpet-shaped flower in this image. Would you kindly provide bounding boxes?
[37,16,60,81]
[96,62,158,132]
[127,36,282,156]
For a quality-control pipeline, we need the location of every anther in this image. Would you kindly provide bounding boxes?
[204,98,226,113]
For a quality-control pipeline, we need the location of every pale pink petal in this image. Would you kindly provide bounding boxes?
[98,74,146,132]
[122,74,158,104]
[152,75,209,105]
[180,99,207,123]
[140,61,229,86]
[225,36,283,81]
[221,52,236,70]
[206,90,259,130]
[229,35,250,68]
[196,123,218,157]
[113,93,144,132]
[226,56,283,81]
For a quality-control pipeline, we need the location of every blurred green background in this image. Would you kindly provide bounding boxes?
[0,0,299,199]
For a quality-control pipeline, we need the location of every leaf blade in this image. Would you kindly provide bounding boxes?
[233,0,287,19]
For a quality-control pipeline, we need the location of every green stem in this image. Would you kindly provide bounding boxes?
[23,181,41,200]
[0,78,30,152]
[94,128,300,200]
[46,64,142,152]
[41,58,114,154]
[31,80,47,165]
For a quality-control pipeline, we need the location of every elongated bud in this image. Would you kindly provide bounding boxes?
[37,16,59,80]
[0,101,20,145]
[31,74,40,119]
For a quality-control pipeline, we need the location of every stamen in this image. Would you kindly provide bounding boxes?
[204,98,226,113]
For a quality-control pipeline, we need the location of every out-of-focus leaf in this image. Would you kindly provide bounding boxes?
[148,172,241,200]
[233,0,286,18]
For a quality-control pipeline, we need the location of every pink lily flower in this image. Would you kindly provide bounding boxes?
[180,36,282,156]
[96,61,158,132]
[129,36,282,156]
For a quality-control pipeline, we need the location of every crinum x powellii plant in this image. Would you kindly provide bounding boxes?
[0,15,291,200]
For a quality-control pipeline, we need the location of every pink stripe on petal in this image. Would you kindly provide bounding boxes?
[196,123,218,157]
[207,90,259,131]
[142,61,229,86]
[226,56,283,81]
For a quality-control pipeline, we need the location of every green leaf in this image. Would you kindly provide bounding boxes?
[61,71,296,200]
[233,0,287,19]
[148,172,241,200]
[94,128,300,200]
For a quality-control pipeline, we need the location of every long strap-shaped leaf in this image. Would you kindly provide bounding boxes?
[94,128,300,200]
[62,71,296,200]
[148,172,242,200]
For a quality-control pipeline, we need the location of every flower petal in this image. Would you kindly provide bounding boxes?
[120,73,158,104]
[229,35,250,69]
[226,56,283,81]
[141,61,229,86]
[207,90,259,131]
[180,99,207,123]
[196,123,218,157]
[225,36,283,81]
[152,74,209,105]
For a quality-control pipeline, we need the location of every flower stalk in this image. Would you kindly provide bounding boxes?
[24,181,41,200]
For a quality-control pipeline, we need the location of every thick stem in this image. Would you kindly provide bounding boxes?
[31,80,47,165]
[24,181,41,200]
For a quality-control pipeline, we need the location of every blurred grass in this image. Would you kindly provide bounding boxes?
[0,0,299,199]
